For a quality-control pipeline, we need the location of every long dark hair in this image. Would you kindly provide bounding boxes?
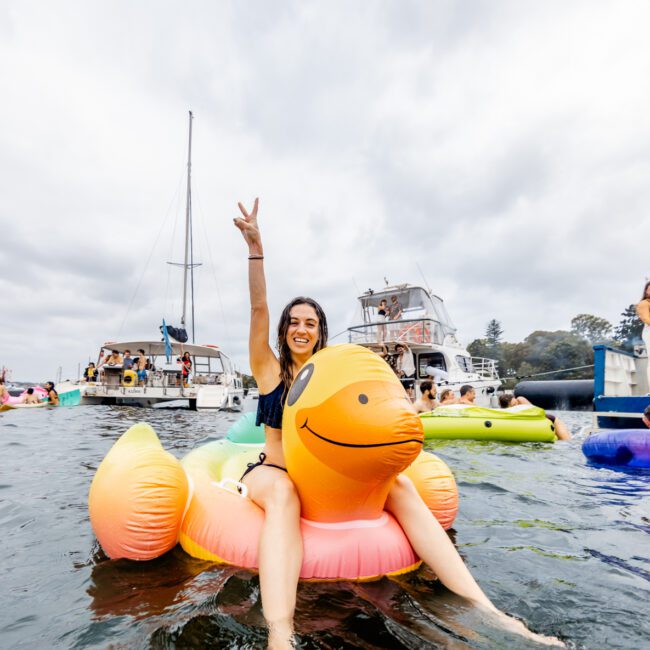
[277,297,328,394]
[45,381,58,396]
[642,281,650,301]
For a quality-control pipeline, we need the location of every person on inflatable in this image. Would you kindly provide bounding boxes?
[233,198,562,649]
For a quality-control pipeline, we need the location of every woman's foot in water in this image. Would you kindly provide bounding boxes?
[267,620,295,649]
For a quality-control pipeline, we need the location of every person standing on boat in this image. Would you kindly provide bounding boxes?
[44,382,59,406]
[181,352,192,387]
[377,298,388,343]
[636,281,650,391]
[122,350,134,371]
[387,294,403,340]
[233,197,561,649]
[134,349,149,386]
[106,350,123,366]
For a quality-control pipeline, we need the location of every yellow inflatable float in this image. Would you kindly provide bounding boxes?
[89,344,459,580]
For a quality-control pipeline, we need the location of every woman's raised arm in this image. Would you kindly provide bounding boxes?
[233,198,280,390]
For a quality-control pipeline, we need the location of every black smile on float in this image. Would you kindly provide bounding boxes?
[300,418,423,449]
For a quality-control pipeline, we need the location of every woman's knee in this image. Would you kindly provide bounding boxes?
[266,474,300,511]
[387,475,419,509]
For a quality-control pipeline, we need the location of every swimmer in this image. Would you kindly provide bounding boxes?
[439,388,457,405]
[22,388,40,405]
[233,197,562,648]
[498,394,571,440]
[44,382,59,406]
[413,380,439,413]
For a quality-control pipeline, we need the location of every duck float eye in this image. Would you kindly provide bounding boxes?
[287,363,314,406]
[358,394,368,404]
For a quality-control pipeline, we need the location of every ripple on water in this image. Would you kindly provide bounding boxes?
[0,405,649,648]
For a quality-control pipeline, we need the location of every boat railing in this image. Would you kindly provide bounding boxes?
[348,317,446,346]
[469,357,500,380]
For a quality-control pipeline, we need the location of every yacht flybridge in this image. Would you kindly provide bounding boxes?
[347,283,501,405]
[80,112,244,410]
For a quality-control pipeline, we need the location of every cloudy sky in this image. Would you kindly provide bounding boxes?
[1,1,649,381]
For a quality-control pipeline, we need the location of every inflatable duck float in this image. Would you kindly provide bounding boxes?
[89,344,458,580]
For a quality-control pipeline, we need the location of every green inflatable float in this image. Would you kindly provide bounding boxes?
[226,411,265,444]
[421,404,556,442]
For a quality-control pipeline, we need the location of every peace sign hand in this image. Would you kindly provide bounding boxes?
[233,197,263,254]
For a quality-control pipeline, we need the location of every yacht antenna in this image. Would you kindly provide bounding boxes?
[416,261,432,294]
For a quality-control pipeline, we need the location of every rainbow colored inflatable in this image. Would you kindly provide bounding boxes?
[89,344,459,580]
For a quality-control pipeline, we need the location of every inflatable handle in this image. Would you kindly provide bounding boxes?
[212,478,248,498]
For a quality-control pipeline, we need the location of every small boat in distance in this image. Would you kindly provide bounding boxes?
[347,283,501,406]
[80,112,243,411]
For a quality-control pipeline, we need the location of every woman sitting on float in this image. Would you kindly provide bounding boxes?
[233,198,560,649]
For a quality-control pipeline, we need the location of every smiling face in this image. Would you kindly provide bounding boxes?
[286,304,320,357]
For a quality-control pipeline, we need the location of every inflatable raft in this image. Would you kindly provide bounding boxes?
[421,404,557,442]
[89,344,460,581]
[582,429,650,469]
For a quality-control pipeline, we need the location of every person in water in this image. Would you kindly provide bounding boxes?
[459,384,476,404]
[44,382,59,406]
[439,388,457,404]
[0,380,9,404]
[642,405,650,428]
[636,280,650,392]
[233,198,561,649]
[498,394,571,440]
[413,379,439,413]
[22,388,41,405]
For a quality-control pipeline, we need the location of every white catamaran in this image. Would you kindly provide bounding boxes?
[81,112,244,410]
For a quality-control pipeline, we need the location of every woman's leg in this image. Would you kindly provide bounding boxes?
[386,476,563,646]
[244,467,303,648]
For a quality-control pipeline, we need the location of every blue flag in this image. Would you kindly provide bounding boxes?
[162,319,172,363]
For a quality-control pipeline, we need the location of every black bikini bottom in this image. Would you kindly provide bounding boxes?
[239,452,288,482]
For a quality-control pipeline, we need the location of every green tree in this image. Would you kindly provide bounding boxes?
[485,319,504,347]
[570,313,613,344]
[614,304,643,350]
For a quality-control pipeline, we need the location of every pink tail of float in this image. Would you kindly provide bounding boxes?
[88,423,189,560]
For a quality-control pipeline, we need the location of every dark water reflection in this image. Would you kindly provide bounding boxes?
[1,405,648,648]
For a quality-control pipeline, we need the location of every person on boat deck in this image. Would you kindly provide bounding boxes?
[106,350,123,366]
[22,388,40,405]
[642,405,650,428]
[83,362,98,382]
[635,280,650,392]
[233,197,560,649]
[44,382,59,406]
[393,343,416,401]
[377,298,388,343]
[122,350,134,371]
[133,349,149,386]
[181,352,192,386]
[498,394,571,440]
[439,388,457,405]
[413,380,439,413]
[388,294,403,320]
[459,384,476,404]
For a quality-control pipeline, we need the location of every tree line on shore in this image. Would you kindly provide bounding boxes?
[468,305,644,387]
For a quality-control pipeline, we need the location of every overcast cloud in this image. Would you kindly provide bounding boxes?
[1,0,649,381]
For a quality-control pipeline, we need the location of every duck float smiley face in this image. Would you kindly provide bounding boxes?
[283,344,424,522]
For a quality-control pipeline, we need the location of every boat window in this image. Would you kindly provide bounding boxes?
[456,356,473,373]
[417,352,447,378]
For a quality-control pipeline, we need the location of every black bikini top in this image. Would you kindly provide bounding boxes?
[255,382,286,430]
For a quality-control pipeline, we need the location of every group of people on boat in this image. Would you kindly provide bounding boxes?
[232,198,562,648]
[83,349,194,387]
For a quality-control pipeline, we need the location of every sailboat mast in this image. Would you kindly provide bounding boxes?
[181,110,193,329]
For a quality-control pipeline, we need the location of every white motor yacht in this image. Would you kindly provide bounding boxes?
[347,283,501,406]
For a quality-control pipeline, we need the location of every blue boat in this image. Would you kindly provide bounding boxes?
[593,344,650,428]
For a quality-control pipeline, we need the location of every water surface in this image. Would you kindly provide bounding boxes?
[1,405,648,648]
